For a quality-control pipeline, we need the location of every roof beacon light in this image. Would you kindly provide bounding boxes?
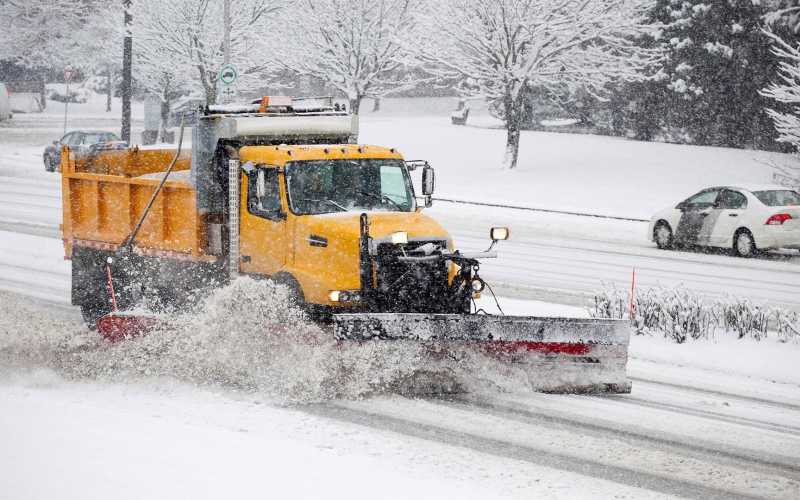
[258,96,293,113]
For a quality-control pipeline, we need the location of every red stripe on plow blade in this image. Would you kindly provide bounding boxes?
[96,313,159,342]
[478,341,592,356]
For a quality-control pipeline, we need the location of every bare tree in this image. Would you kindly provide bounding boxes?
[415,0,661,169]
[278,0,425,115]
[134,0,283,105]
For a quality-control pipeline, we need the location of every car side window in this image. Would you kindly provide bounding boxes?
[247,167,282,219]
[716,190,747,210]
[60,133,73,145]
[685,189,720,207]
[68,134,82,146]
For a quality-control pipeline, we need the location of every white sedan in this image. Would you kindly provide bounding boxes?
[648,185,800,257]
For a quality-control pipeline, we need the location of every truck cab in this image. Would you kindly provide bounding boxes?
[236,144,455,312]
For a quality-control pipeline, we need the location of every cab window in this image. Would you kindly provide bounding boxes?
[247,167,282,218]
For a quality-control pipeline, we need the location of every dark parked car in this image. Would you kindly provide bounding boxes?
[43,131,125,172]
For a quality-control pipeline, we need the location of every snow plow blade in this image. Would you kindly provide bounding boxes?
[333,314,632,394]
[96,312,160,343]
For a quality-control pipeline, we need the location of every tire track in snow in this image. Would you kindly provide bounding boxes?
[612,395,800,437]
[308,401,784,500]
[445,395,800,479]
[630,376,800,413]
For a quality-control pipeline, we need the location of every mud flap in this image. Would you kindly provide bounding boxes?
[333,313,632,394]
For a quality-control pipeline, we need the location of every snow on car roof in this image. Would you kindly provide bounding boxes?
[726,184,796,192]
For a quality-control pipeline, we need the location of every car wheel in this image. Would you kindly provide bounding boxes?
[734,229,756,258]
[654,222,673,250]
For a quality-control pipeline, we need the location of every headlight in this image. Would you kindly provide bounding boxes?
[490,227,509,241]
[390,231,408,244]
[328,290,361,303]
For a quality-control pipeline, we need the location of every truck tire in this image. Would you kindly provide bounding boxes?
[71,247,114,328]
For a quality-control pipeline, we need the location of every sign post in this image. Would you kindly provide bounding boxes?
[217,64,238,104]
[63,66,75,135]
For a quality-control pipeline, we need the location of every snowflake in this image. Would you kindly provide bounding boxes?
[731,23,744,34]
[669,78,688,93]
[675,62,693,73]
[704,41,733,58]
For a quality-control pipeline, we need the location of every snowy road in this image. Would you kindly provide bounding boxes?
[2,344,799,499]
[2,171,799,310]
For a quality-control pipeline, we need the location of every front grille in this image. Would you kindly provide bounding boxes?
[374,240,449,313]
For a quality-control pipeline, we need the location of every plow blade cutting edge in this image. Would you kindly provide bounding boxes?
[333,314,632,394]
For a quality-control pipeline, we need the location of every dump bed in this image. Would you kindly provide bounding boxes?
[61,146,213,262]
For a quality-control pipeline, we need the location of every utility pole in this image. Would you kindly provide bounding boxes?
[224,0,231,66]
[121,0,133,143]
[218,0,231,104]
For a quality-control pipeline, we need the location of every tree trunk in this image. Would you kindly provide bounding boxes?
[372,97,381,112]
[106,66,112,112]
[502,90,522,169]
[158,94,170,143]
[349,96,362,115]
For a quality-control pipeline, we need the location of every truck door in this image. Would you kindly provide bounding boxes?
[239,165,287,275]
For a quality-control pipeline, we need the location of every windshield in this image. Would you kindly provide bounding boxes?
[83,133,119,144]
[753,190,800,207]
[286,159,415,215]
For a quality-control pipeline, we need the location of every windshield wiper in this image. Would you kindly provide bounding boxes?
[359,191,403,210]
[297,198,347,212]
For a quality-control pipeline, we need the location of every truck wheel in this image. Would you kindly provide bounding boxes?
[72,248,114,328]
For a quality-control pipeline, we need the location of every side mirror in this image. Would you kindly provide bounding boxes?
[422,165,435,196]
[256,169,266,200]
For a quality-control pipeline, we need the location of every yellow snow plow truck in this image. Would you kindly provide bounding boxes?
[61,96,631,393]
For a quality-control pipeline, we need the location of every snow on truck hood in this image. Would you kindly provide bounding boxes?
[308,210,451,242]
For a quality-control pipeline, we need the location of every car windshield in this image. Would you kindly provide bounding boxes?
[753,189,800,207]
[83,133,119,144]
[286,159,415,215]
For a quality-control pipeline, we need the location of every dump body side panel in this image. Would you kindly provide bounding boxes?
[61,147,208,261]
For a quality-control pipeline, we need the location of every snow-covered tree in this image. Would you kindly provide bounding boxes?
[761,30,800,186]
[631,0,781,149]
[0,0,88,69]
[133,0,283,105]
[277,0,425,115]
[133,20,192,140]
[414,0,660,169]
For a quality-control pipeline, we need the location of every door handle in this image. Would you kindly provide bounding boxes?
[728,213,738,217]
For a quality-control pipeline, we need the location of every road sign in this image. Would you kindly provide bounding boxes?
[63,66,75,82]
[218,64,238,86]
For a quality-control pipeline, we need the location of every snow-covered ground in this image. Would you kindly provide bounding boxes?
[2,95,800,499]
